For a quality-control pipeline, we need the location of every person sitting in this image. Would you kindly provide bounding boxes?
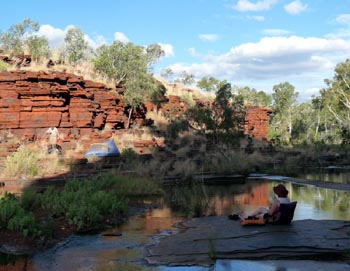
[237,184,295,224]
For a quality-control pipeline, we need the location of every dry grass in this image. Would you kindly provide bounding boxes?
[1,141,67,180]
[3,53,214,107]
[169,158,198,178]
[155,76,214,101]
[145,111,169,133]
[17,58,116,89]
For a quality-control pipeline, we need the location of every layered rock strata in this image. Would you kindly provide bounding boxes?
[0,70,272,157]
[0,70,129,142]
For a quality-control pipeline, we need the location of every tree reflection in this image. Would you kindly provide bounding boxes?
[284,183,350,220]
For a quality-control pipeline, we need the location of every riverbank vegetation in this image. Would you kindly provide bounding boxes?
[0,173,162,250]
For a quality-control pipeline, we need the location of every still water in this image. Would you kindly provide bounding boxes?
[297,166,350,184]
[3,178,350,271]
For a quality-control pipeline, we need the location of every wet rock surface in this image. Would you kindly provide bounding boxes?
[145,216,350,266]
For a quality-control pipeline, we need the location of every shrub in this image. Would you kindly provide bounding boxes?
[4,145,41,178]
[40,186,65,216]
[20,187,41,211]
[0,61,10,71]
[0,172,161,238]
[7,210,39,237]
[0,193,41,237]
[166,119,189,140]
[0,193,21,228]
[38,177,129,231]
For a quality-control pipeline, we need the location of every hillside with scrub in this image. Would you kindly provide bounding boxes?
[1,18,350,181]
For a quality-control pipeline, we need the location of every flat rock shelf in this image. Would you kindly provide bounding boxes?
[145,217,350,267]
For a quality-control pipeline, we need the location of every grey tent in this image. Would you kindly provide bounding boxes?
[84,139,120,158]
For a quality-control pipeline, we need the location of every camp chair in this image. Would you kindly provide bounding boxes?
[271,201,297,225]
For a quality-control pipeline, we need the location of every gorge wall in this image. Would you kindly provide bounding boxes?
[0,70,272,156]
[0,70,131,139]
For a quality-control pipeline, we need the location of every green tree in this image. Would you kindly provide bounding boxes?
[319,59,350,145]
[291,102,314,144]
[187,80,245,146]
[93,41,163,128]
[196,76,219,93]
[64,27,90,65]
[161,68,174,82]
[270,82,298,145]
[94,41,142,84]
[309,96,337,144]
[0,18,40,56]
[149,82,168,111]
[176,71,195,86]
[26,35,51,61]
[237,86,272,107]
[145,43,165,67]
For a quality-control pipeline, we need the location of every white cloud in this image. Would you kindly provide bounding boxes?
[247,15,265,21]
[336,14,350,25]
[199,34,219,42]
[167,36,350,101]
[284,1,308,15]
[38,24,70,48]
[158,43,174,57]
[114,32,130,43]
[189,47,197,57]
[326,14,350,39]
[326,28,350,39]
[85,34,107,48]
[224,36,349,61]
[233,0,278,12]
[38,24,107,49]
[262,29,291,36]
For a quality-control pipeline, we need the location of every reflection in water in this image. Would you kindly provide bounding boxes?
[2,179,350,271]
[165,180,350,220]
[0,254,34,271]
[288,182,350,220]
[298,167,350,184]
[214,260,350,271]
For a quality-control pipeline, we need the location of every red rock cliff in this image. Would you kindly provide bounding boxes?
[244,106,273,141]
[0,70,272,156]
[0,70,131,141]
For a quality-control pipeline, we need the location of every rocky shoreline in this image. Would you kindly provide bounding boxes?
[145,217,350,266]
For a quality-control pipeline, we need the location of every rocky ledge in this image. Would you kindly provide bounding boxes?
[145,216,350,267]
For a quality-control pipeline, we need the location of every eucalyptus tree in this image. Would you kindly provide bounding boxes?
[176,71,195,86]
[188,79,245,146]
[237,86,272,107]
[309,95,338,144]
[160,68,174,82]
[196,76,219,93]
[93,41,164,128]
[0,18,51,60]
[0,18,39,55]
[26,35,51,61]
[63,27,91,65]
[145,43,165,67]
[270,82,298,145]
[319,59,350,145]
[291,102,315,144]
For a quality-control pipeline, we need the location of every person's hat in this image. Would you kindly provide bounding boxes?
[273,184,289,197]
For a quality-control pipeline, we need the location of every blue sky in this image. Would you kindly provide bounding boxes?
[1,0,350,102]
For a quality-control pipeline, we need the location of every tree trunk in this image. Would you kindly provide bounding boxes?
[126,107,133,129]
[288,108,292,143]
[315,105,320,140]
